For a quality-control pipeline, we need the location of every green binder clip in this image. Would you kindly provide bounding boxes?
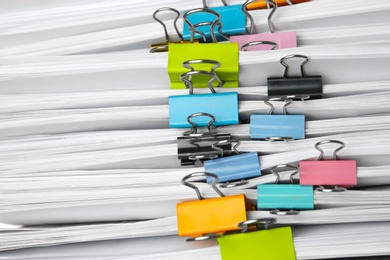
[168,43,239,89]
[218,219,296,260]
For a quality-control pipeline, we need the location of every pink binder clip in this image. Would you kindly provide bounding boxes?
[299,140,357,192]
[230,0,297,51]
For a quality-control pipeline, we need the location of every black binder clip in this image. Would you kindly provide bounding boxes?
[177,112,238,166]
[267,54,323,100]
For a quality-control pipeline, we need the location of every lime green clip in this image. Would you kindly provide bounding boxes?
[168,43,239,89]
[218,226,296,260]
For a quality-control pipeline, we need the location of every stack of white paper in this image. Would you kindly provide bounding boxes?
[0,0,389,56]
[1,220,390,260]
[1,0,390,259]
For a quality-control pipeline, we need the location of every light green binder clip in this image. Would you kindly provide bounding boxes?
[217,219,296,260]
[168,42,239,89]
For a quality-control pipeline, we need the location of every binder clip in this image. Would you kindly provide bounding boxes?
[230,0,297,51]
[204,152,261,185]
[299,140,357,192]
[257,164,314,215]
[169,60,239,128]
[168,42,239,89]
[150,7,199,53]
[267,54,323,100]
[217,219,296,260]
[177,172,254,241]
[183,8,228,43]
[246,0,311,10]
[182,1,254,42]
[177,113,238,166]
[169,8,239,89]
[250,98,305,141]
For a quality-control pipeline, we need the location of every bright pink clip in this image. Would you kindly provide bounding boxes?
[230,0,297,51]
[299,140,357,188]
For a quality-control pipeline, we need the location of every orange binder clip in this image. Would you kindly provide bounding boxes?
[246,0,311,11]
[177,172,254,241]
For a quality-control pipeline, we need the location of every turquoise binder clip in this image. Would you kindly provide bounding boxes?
[204,152,261,184]
[257,165,314,215]
[169,59,239,128]
[183,1,253,42]
[250,98,305,141]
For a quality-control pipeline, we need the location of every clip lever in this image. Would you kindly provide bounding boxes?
[230,1,297,51]
[150,7,196,53]
[183,1,253,42]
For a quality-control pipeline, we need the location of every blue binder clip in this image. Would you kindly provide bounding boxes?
[183,1,253,42]
[169,59,239,128]
[257,164,314,215]
[177,112,237,166]
[250,98,305,141]
[204,152,261,185]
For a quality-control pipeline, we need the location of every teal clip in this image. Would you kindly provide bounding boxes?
[257,165,314,214]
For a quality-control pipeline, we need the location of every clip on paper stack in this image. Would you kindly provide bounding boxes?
[168,60,239,127]
[204,152,261,186]
[176,113,237,166]
[168,7,239,88]
[250,98,305,141]
[168,33,239,89]
[182,0,254,42]
[299,140,357,192]
[246,0,311,10]
[150,7,199,53]
[257,164,314,215]
[230,0,297,51]
[267,54,323,100]
[176,172,254,241]
[218,218,297,260]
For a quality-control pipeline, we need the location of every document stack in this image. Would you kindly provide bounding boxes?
[1,0,390,259]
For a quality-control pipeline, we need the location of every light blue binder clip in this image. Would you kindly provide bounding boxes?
[204,152,261,185]
[250,98,305,141]
[257,164,314,215]
[183,1,253,42]
[169,59,239,128]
